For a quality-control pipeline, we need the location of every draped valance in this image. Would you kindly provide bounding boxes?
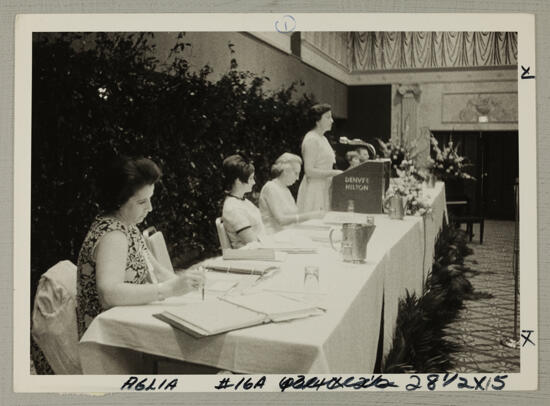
[350,32,517,71]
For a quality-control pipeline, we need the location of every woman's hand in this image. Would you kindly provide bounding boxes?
[331,169,343,177]
[163,269,205,297]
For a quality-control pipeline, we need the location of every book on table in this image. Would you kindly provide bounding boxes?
[222,248,288,261]
[153,291,323,338]
[203,257,280,276]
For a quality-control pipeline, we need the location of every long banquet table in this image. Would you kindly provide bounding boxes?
[79,182,447,374]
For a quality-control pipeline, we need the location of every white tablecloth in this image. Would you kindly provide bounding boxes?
[79,182,446,374]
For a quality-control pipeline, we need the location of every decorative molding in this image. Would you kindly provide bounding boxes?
[441,92,518,124]
[348,67,517,85]
[397,83,421,97]
[294,32,517,85]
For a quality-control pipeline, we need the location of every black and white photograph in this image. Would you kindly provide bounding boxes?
[13,13,537,392]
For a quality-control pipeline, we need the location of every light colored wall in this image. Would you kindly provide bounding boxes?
[388,69,518,165]
[150,32,348,118]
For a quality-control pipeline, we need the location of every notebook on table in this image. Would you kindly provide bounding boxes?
[222,248,288,261]
[153,291,323,338]
[203,257,280,276]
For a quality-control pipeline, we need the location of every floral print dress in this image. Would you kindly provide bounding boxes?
[76,215,151,339]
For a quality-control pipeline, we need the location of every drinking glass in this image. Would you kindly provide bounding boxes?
[304,265,320,293]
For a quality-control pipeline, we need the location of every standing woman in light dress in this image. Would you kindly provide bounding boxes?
[296,104,343,212]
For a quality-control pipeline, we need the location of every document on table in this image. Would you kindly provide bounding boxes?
[154,292,323,337]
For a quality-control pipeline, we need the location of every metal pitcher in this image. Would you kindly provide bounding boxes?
[329,219,376,263]
[388,195,405,220]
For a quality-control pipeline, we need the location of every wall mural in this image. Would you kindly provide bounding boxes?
[441,92,518,123]
[350,32,517,71]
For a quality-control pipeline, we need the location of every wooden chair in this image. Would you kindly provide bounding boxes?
[215,217,232,249]
[446,197,484,244]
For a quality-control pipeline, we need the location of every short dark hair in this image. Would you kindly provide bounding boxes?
[96,155,162,212]
[222,154,255,191]
[309,103,332,129]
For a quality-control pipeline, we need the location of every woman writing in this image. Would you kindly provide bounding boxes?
[221,154,266,248]
[296,103,343,212]
[259,153,324,234]
[76,155,204,339]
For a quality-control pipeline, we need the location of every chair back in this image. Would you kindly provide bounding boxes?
[215,217,232,249]
[143,227,175,281]
[31,260,82,374]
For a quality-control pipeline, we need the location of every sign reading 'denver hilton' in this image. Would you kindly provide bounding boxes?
[331,160,391,214]
[344,175,370,191]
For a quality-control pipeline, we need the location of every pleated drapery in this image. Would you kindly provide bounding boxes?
[348,32,517,71]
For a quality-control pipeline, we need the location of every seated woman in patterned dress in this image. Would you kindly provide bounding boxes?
[221,154,266,248]
[259,153,324,234]
[76,155,204,339]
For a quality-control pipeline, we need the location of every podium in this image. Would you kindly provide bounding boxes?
[331,159,391,214]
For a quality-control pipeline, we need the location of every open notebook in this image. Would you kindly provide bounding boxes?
[153,292,323,338]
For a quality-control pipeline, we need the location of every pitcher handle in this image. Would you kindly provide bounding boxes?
[328,227,339,252]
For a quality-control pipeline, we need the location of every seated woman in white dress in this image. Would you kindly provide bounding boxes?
[221,154,266,248]
[259,153,324,234]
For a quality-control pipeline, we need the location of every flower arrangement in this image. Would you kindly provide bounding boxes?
[428,135,475,181]
[377,138,407,171]
[385,167,432,216]
[377,137,426,181]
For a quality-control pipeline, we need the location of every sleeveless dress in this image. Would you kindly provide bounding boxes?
[76,215,151,339]
[296,131,336,212]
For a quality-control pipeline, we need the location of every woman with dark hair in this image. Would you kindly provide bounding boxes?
[259,152,324,234]
[221,154,266,248]
[296,103,343,212]
[76,155,203,339]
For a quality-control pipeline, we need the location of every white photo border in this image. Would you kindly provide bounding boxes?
[13,13,537,393]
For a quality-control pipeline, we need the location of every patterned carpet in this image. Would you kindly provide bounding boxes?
[444,220,520,373]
